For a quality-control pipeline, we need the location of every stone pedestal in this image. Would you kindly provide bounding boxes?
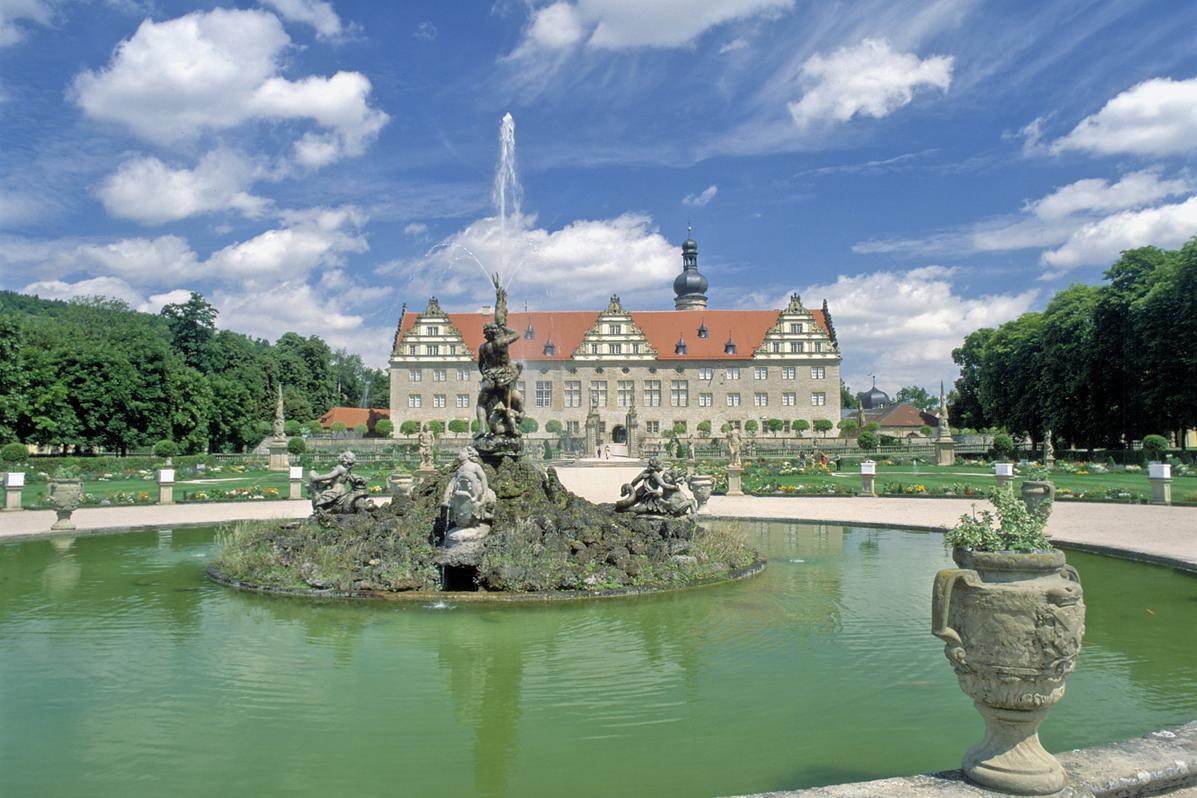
[289,466,304,500]
[935,439,956,466]
[4,472,24,511]
[388,471,414,498]
[860,460,876,497]
[268,439,289,471]
[994,463,1014,494]
[1149,463,1172,505]
[417,465,438,486]
[726,466,743,496]
[157,468,175,505]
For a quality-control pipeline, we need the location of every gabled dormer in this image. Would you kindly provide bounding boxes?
[572,294,657,361]
[753,293,839,361]
[395,296,472,363]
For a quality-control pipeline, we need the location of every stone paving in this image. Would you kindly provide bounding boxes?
[2,465,1194,572]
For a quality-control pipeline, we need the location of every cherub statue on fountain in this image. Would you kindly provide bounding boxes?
[614,456,696,517]
[473,273,525,457]
[308,450,374,518]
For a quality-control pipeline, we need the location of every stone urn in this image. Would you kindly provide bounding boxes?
[48,477,83,532]
[687,474,715,510]
[932,548,1085,795]
[1020,480,1055,515]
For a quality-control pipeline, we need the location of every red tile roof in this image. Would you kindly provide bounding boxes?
[397,306,832,361]
[318,407,391,429]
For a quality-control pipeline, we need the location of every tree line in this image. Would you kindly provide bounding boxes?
[0,292,389,454]
[949,241,1196,450]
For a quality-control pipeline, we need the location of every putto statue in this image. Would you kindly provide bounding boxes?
[308,450,374,518]
[614,456,696,517]
[418,426,436,470]
[437,446,497,562]
[474,273,525,453]
[725,427,743,468]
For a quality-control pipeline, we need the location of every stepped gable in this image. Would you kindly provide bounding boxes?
[395,304,831,361]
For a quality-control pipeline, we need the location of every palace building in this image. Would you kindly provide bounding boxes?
[388,233,842,454]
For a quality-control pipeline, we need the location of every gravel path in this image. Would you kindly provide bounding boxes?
[2,465,1194,570]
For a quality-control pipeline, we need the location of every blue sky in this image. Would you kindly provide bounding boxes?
[2,0,1197,394]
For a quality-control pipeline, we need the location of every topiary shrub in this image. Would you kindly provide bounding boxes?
[304,420,324,435]
[330,421,347,434]
[544,419,563,435]
[427,420,445,436]
[287,436,306,455]
[744,420,759,436]
[374,419,395,438]
[1141,434,1169,462]
[857,430,879,451]
[447,419,469,436]
[813,419,834,437]
[152,439,178,459]
[284,420,301,436]
[519,417,538,434]
[991,431,1015,460]
[400,420,420,436]
[697,420,711,437]
[1,442,27,464]
[792,419,810,436]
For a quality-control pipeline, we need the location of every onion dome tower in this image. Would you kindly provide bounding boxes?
[673,226,709,310]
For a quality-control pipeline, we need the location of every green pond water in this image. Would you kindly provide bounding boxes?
[1,522,1195,798]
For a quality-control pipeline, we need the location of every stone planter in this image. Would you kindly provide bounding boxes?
[932,547,1085,795]
[48,478,83,531]
[1019,480,1055,515]
[687,475,715,510]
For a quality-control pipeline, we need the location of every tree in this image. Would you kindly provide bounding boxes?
[0,442,26,463]
[895,385,938,412]
[519,417,538,434]
[287,436,306,454]
[400,420,420,436]
[304,420,324,434]
[813,419,833,437]
[284,419,301,436]
[152,439,177,459]
[919,425,933,438]
[992,431,1015,460]
[353,423,368,435]
[720,422,730,434]
[840,379,859,410]
[696,420,711,437]
[837,418,858,436]
[544,419,564,435]
[792,419,810,437]
[1141,434,1168,461]
[160,292,217,371]
[744,419,759,436]
[866,421,880,432]
[857,430,879,450]
[0,316,26,443]
[427,420,445,436]
[375,419,395,437]
[951,327,994,431]
[671,421,687,436]
[448,419,469,436]
[331,421,347,434]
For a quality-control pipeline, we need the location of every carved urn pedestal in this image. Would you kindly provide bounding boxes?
[48,478,82,532]
[932,548,1085,795]
[687,475,715,510]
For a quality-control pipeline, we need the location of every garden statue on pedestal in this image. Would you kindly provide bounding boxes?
[473,274,525,458]
[417,427,436,471]
[932,489,1084,795]
[268,383,290,471]
[308,451,374,518]
[436,446,497,565]
[725,428,742,467]
[615,456,696,517]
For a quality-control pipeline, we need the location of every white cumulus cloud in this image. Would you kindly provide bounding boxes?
[206,206,367,278]
[76,235,201,285]
[1025,169,1190,220]
[682,185,718,207]
[22,275,144,306]
[799,266,1038,392]
[1041,196,1197,271]
[261,0,343,38]
[1052,76,1197,157]
[71,8,387,166]
[0,0,52,47]
[787,38,953,129]
[98,150,270,225]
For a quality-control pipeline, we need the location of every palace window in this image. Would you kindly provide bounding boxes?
[457,368,471,381]
[564,380,582,408]
[408,395,421,408]
[608,342,622,355]
[811,392,826,406]
[814,342,823,353]
[566,420,580,434]
[590,343,599,354]
[754,392,768,407]
[590,381,608,407]
[433,394,446,408]
[782,367,796,380]
[790,323,803,334]
[670,380,688,407]
[407,345,416,355]
[698,367,713,381]
[433,369,446,382]
[608,323,623,335]
[617,380,634,407]
[727,392,741,407]
[535,381,552,408]
[631,342,641,354]
[645,420,660,434]
[754,367,768,380]
[408,369,422,382]
[456,394,470,408]
[644,380,661,407]
[518,381,526,399]
[811,367,825,380]
[725,367,740,380]
[427,325,440,336]
[424,344,439,356]
[782,392,796,406]
[791,342,804,353]
[698,392,713,407]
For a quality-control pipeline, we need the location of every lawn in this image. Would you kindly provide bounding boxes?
[742,461,1197,505]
